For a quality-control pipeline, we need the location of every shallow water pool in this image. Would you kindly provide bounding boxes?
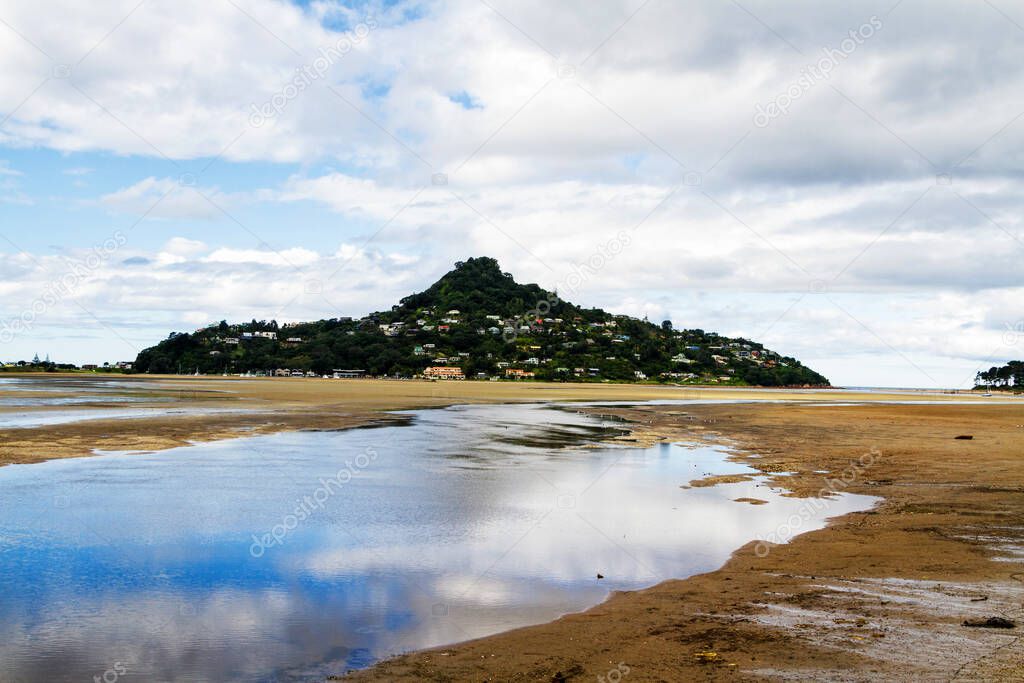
[0,402,875,682]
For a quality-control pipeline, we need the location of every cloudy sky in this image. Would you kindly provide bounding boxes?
[0,0,1021,387]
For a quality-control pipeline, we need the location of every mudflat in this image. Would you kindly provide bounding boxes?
[3,375,1021,681]
[349,401,1024,681]
[0,374,959,466]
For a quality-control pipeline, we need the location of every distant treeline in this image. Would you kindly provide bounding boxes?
[1,360,79,372]
[976,361,1023,390]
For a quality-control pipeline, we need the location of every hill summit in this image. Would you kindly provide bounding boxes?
[396,257,551,317]
[134,257,829,386]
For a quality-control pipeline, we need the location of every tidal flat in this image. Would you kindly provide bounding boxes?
[1,375,1020,681]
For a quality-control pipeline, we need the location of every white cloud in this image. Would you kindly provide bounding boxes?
[162,237,207,257]
[203,247,320,267]
[2,1,1023,385]
[0,0,1016,180]
[99,177,227,219]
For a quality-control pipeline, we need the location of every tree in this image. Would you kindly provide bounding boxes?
[975,361,1023,390]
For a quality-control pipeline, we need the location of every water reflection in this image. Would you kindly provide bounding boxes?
[0,403,875,681]
[0,406,251,429]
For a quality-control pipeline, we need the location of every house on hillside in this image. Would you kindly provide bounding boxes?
[332,369,366,378]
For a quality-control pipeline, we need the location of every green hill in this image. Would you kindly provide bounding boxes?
[975,361,1023,390]
[134,257,829,386]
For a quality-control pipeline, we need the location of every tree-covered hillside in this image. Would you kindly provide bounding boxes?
[134,257,829,386]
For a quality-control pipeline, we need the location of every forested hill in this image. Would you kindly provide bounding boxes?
[975,361,1023,390]
[134,257,829,386]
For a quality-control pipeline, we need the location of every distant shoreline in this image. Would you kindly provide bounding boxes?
[0,375,1011,467]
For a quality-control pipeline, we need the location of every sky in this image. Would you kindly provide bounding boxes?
[0,0,1021,387]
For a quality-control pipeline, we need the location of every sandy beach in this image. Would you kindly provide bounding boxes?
[0,373,990,466]
[2,375,1021,680]
[350,400,1024,681]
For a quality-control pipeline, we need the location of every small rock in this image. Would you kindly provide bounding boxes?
[551,663,585,682]
[954,435,974,440]
[963,617,1015,629]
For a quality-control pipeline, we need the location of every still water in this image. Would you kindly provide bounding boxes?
[0,376,238,427]
[0,403,874,682]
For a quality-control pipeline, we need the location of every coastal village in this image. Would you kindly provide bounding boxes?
[132,306,824,386]
[119,259,832,385]
[203,311,778,382]
[6,317,797,385]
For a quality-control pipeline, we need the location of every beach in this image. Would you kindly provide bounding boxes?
[0,373,986,466]
[352,400,1024,681]
[2,375,1021,680]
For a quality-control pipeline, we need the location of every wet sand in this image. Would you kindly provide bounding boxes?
[349,401,1024,682]
[3,375,1021,680]
[0,374,992,466]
